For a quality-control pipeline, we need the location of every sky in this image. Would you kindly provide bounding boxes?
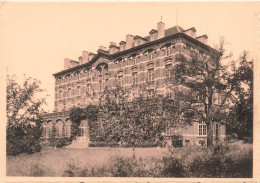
[0,1,258,112]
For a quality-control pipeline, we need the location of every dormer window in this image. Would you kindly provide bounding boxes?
[65,74,71,83]
[129,53,137,66]
[144,49,155,61]
[186,43,193,50]
[161,43,173,57]
[74,71,80,80]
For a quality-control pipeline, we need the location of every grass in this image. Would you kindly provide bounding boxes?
[7,147,169,176]
[6,143,253,177]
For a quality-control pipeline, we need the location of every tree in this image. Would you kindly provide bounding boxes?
[6,74,46,155]
[226,52,253,139]
[166,39,253,147]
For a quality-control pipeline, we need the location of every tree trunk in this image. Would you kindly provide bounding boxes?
[207,120,214,147]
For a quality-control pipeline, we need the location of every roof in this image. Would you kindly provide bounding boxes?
[143,25,184,41]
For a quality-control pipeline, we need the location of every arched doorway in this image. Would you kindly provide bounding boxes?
[77,119,89,141]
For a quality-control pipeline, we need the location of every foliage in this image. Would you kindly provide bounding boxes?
[6,74,46,155]
[165,40,253,146]
[171,135,183,148]
[69,105,99,141]
[226,52,253,139]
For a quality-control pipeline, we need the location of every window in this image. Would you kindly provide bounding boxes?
[105,79,108,88]
[148,89,154,97]
[166,45,171,56]
[64,120,71,137]
[76,86,80,95]
[149,52,153,61]
[133,72,138,85]
[87,84,91,94]
[186,43,192,50]
[199,121,207,135]
[65,75,71,83]
[133,57,136,66]
[55,121,63,137]
[59,90,62,99]
[118,76,123,87]
[148,69,154,81]
[165,64,172,78]
[99,81,102,91]
[67,88,71,98]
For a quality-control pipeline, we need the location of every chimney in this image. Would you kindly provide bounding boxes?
[88,52,95,60]
[184,27,196,38]
[82,51,89,64]
[64,58,70,70]
[149,29,158,41]
[196,34,208,44]
[109,42,120,54]
[126,34,134,49]
[99,46,107,51]
[119,41,126,51]
[79,56,83,64]
[157,21,165,39]
[134,36,141,47]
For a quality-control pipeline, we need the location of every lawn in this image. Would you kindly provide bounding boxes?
[7,142,253,177]
[7,147,170,176]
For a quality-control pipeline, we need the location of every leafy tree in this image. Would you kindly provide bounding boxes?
[226,52,253,139]
[166,39,253,147]
[6,74,46,155]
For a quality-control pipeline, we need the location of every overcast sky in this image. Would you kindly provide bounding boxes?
[0,2,258,112]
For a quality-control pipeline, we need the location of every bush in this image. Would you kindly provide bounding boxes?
[227,133,238,142]
[161,157,185,177]
[171,135,183,148]
[49,137,71,148]
[7,124,42,156]
[89,142,119,147]
[243,137,253,144]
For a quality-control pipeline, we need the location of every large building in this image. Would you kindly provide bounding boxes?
[42,21,226,146]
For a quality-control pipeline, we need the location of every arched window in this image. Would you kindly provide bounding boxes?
[144,49,155,61]
[65,74,71,83]
[161,43,172,56]
[74,71,80,80]
[185,43,193,50]
[46,120,53,138]
[41,123,47,138]
[64,119,71,137]
[55,120,63,137]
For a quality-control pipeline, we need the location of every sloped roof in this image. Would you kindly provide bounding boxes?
[143,25,184,41]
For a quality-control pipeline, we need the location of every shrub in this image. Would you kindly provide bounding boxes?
[161,156,185,177]
[49,137,71,148]
[171,135,183,148]
[7,124,42,156]
[89,142,119,147]
[243,137,253,144]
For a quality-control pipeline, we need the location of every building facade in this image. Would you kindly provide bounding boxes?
[42,21,226,146]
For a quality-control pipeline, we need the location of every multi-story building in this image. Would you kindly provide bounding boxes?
[42,21,226,146]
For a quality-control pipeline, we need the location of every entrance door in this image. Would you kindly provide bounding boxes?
[77,119,89,142]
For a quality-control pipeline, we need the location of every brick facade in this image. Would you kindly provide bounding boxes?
[42,21,226,146]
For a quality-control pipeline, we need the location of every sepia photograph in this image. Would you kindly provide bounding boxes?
[0,1,258,180]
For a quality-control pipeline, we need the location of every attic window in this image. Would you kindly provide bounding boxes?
[186,43,193,50]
